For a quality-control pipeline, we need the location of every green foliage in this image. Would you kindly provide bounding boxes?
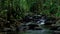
[0,0,60,33]
[0,0,60,19]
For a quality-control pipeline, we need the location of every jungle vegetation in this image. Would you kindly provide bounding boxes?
[0,0,60,28]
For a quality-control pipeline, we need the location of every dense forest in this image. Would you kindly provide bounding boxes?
[0,0,60,19]
[0,0,60,34]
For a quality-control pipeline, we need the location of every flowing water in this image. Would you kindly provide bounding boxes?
[19,30,53,34]
[18,15,54,34]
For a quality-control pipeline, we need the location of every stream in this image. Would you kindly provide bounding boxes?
[19,30,53,34]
